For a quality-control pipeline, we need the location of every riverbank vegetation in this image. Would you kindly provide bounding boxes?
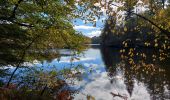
[0,0,88,99]
[0,0,170,99]
[100,0,170,48]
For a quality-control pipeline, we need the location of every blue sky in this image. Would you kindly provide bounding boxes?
[73,18,106,38]
[72,0,148,38]
[71,1,120,38]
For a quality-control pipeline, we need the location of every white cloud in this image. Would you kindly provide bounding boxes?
[53,57,96,63]
[74,70,150,100]
[74,25,99,30]
[86,30,101,38]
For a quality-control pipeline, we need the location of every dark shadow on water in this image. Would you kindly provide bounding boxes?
[100,46,170,99]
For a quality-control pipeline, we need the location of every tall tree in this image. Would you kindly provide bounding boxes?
[0,0,87,86]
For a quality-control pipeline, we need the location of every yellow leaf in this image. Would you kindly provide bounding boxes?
[111,29,115,33]
[154,43,158,47]
[107,20,111,25]
[124,27,127,31]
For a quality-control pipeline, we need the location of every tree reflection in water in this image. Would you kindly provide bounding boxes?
[100,46,170,100]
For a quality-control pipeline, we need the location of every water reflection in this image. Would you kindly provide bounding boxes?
[100,47,170,100]
[31,46,170,100]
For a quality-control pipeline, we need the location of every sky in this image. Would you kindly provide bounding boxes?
[72,0,147,38]
[72,1,121,38]
[72,1,123,38]
[72,1,110,38]
[73,18,106,38]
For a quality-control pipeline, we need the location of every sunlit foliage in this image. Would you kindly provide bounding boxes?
[0,0,88,66]
[0,0,170,99]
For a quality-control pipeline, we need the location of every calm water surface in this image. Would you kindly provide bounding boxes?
[36,46,170,100]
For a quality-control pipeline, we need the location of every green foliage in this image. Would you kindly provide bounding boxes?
[98,0,170,47]
[0,0,170,99]
[0,64,85,99]
[91,36,101,44]
[0,87,53,100]
[0,0,88,66]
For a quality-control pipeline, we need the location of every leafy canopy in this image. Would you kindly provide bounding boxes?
[0,0,87,65]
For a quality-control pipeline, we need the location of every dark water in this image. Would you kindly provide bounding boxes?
[34,46,170,100]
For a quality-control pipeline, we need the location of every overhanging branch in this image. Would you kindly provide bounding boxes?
[0,17,34,27]
[111,3,170,37]
[10,0,24,19]
[13,21,34,27]
[131,12,169,36]
[0,0,33,27]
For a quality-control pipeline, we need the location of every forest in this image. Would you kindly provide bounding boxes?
[0,0,170,100]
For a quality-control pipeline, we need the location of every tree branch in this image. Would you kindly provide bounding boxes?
[0,17,34,27]
[40,84,47,96]
[6,33,41,87]
[13,21,34,27]
[0,0,33,27]
[10,0,24,19]
[110,92,128,100]
[111,3,170,37]
[131,12,170,37]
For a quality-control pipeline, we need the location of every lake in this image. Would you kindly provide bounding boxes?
[34,46,170,100]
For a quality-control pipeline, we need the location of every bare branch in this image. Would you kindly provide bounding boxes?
[110,92,128,100]
[13,21,34,27]
[10,0,24,19]
[6,33,42,87]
